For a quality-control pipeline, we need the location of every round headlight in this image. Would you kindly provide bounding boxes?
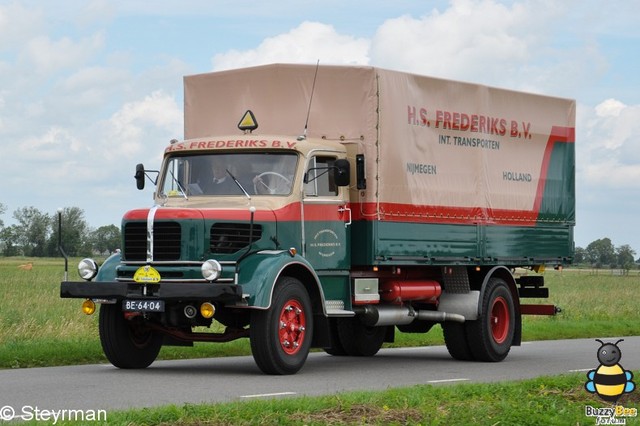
[78,258,99,281]
[201,259,222,281]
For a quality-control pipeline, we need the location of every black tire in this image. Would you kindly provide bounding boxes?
[442,322,475,361]
[250,277,313,375]
[323,318,347,356]
[98,303,162,369]
[336,317,386,357]
[466,277,516,362]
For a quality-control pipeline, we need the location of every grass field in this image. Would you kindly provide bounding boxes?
[1,257,639,369]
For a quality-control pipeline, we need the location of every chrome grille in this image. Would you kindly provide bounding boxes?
[123,221,181,261]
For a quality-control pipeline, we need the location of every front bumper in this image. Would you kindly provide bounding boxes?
[60,281,244,303]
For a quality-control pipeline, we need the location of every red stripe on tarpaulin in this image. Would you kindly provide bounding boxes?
[351,202,538,226]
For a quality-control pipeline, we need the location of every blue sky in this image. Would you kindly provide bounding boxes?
[1,0,639,253]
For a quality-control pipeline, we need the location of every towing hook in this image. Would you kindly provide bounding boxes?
[184,305,198,319]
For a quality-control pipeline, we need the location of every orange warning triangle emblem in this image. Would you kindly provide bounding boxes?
[238,110,258,132]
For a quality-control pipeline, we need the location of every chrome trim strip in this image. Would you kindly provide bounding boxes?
[146,205,159,263]
[256,250,286,255]
[121,260,237,266]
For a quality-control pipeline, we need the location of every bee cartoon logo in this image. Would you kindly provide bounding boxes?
[585,339,635,402]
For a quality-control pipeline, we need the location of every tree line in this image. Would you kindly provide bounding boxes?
[0,203,120,257]
[574,238,638,271]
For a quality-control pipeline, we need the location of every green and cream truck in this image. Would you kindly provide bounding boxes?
[61,64,576,374]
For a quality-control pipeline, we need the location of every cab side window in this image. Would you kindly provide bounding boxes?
[304,156,338,196]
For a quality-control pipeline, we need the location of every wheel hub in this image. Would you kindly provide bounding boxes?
[278,300,306,355]
[490,296,510,344]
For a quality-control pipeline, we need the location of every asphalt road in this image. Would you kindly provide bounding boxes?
[1,336,638,415]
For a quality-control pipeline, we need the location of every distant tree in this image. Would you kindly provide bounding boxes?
[585,238,615,269]
[47,207,91,257]
[90,225,121,254]
[616,244,636,273]
[573,246,586,264]
[0,225,19,256]
[0,202,5,229]
[13,206,50,256]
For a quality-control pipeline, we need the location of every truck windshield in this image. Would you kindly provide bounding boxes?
[159,152,298,197]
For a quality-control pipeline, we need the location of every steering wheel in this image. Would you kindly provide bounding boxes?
[254,172,291,194]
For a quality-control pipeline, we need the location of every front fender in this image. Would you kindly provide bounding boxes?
[238,251,321,309]
[95,252,122,281]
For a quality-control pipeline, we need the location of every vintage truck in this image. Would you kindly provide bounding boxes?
[60,64,575,374]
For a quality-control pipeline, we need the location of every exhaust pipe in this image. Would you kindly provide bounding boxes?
[416,310,465,323]
[354,305,465,327]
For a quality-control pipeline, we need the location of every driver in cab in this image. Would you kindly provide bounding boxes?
[205,157,236,194]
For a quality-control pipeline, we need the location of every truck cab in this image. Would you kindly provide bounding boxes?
[63,133,357,375]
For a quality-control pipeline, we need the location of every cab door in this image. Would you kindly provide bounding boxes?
[302,155,351,271]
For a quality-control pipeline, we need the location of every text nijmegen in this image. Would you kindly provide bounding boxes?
[407,163,437,175]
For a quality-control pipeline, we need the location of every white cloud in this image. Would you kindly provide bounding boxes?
[71,0,116,29]
[579,99,640,188]
[595,99,625,118]
[22,33,105,74]
[212,21,370,71]
[19,126,83,161]
[58,66,131,110]
[0,2,45,51]
[104,90,182,159]
[371,0,538,77]
[368,0,605,97]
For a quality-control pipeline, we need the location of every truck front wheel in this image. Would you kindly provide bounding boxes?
[250,277,313,375]
[466,277,515,362]
[98,304,162,369]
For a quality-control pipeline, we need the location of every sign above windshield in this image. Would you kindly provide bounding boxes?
[238,110,258,132]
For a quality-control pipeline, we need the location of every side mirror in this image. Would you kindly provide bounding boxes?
[333,159,350,187]
[135,163,145,190]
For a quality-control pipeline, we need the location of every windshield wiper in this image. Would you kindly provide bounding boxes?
[226,169,251,200]
[169,170,188,200]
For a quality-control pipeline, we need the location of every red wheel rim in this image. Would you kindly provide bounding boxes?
[278,300,307,355]
[490,296,510,344]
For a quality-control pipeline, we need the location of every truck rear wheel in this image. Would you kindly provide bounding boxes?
[323,318,347,356]
[442,322,474,361]
[250,277,313,375]
[466,277,515,362]
[336,318,387,357]
[98,303,162,369]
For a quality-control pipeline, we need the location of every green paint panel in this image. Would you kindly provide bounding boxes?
[317,273,351,304]
[538,141,576,223]
[483,225,573,260]
[351,220,572,266]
